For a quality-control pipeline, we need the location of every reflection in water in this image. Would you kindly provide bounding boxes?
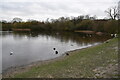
[2,31,112,72]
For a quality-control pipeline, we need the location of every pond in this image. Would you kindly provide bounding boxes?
[1,31,112,73]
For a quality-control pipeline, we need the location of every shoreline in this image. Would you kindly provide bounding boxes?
[3,38,116,78]
[2,42,103,78]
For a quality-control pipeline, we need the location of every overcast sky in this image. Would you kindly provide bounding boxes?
[0,0,119,21]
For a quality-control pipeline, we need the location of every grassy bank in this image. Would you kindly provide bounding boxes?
[5,38,118,78]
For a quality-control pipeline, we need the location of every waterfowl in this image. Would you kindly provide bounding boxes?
[55,51,58,54]
[66,53,69,56]
[53,48,56,50]
[10,52,13,55]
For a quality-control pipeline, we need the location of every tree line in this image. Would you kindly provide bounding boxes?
[1,2,120,34]
[1,15,118,34]
[1,4,119,34]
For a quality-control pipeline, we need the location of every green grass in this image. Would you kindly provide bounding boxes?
[8,38,118,78]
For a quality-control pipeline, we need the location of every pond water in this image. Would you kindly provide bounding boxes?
[1,31,112,73]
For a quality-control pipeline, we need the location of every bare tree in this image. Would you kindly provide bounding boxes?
[105,6,118,20]
[12,17,22,23]
[118,1,120,19]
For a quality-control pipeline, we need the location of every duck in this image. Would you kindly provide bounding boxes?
[10,52,13,55]
[53,48,56,50]
[55,51,58,54]
[66,53,69,56]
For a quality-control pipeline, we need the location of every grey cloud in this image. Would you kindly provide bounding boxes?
[0,0,119,21]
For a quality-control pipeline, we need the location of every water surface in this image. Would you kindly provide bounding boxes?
[1,31,112,72]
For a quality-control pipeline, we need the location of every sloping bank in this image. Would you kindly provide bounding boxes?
[3,38,118,78]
